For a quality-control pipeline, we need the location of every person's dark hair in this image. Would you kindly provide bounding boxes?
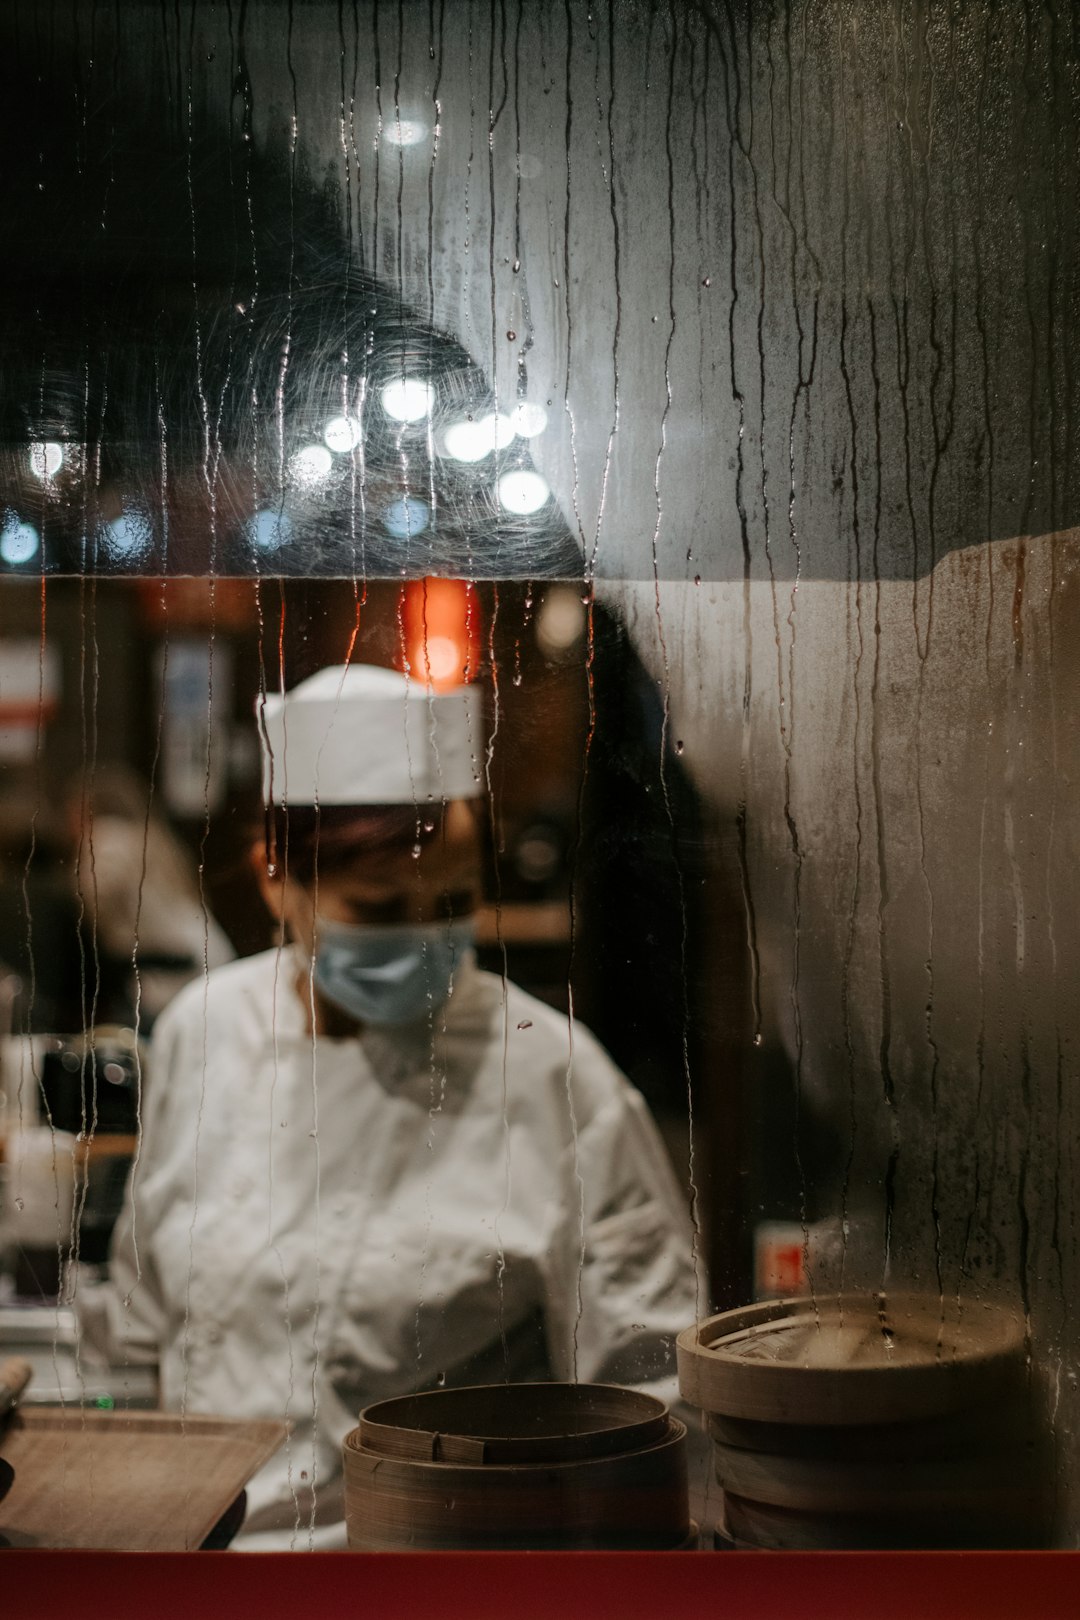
[265,803,447,887]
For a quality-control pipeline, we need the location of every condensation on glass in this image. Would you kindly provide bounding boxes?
[0,0,1077,1550]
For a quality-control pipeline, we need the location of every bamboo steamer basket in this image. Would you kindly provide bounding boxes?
[707,1391,1044,1517]
[720,1490,1045,1551]
[677,1293,1026,1426]
[706,1395,1033,1462]
[711,1433,1046,1518]
[344,1382,690,1551]
[678,1294,1045,1551]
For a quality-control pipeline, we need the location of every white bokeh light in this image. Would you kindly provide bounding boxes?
[496,469,550,515]
[480,411,515,450]
[380,378,435,423]
[290,444,334,483]
[510,402,548,439]
[383,117,427,148]
[323,415,362,453]
[536,586,587,657]
[441,412,514,463]
[29,441,63,480]
[441,420,490,462]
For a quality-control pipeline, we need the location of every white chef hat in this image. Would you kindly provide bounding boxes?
[258,665,482,806]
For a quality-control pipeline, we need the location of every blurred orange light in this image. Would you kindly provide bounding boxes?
[400,579,480,691]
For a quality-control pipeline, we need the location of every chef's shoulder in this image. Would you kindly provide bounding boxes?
[148,947,283,1064]
[470,968,635,1130]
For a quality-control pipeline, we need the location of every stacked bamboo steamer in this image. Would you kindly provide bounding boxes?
[678,1293,1050,1550]
[343,1381,692,1550]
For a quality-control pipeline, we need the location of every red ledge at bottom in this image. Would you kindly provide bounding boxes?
[6,1548,1080,1620]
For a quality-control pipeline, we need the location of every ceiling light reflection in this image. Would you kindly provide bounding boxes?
[291,444,334,483]
[381,379,435,423]
[441,412,514,463]
[496,469,550,515]
[441,420,489,462]
[29,442,64,480]
[383,117,428,148]
[510,403,548,439]
[481,412,515,450]
[323,415,362,453]
[536,586,587,657]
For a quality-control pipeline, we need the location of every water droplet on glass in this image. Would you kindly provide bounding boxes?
[14,1197,24,1213]
[632,1323,646,1332]
[702,276,711,288]
[512,670,523,687]
[517,1020,532,1031]
[436,1371,446,1387]
[422,818,436,834]
[512,258,520,272]
[753,1032,763,1047]
[412,843,422,859]
[506,330,517,341]
[266,861,277,878]
[675,740,685,756]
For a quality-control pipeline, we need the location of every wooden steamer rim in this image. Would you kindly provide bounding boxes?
[358,1381,670,1465]
[677,1294,1027,1425]
[343,1414,689,1485]
[343,1384,690,1552]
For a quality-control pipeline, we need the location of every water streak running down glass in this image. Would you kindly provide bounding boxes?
[0,0,1075,1557]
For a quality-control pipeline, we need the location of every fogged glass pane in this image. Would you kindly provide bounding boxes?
[0,0,1076,1558]
[2,1,1075,581]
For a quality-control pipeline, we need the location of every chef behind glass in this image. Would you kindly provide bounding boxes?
[76,664,697,1549]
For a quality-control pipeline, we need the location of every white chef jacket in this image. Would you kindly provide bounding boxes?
[77,947,698,1549]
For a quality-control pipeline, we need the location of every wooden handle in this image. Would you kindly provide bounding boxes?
[0,1357,33,1415]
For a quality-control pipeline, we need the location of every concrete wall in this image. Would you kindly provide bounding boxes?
[606,540,1080,1538]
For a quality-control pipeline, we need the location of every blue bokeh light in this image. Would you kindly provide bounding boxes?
[248,509,293,553]
[382,497,430,540]
[0,515,41,566]
[102,513,151,558]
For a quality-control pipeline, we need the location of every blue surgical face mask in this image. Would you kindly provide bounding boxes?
[309,915,475,1027]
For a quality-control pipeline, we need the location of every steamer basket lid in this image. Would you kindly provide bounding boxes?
[677,1294,1026,1425]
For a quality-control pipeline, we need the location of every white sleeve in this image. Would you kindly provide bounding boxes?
[543,1058,701,1408]
[544,1070,713,1515]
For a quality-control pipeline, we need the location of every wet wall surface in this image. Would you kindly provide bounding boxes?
[0,1,1076,579]
[0,0,1077,1546]
[612,542,1080,1540]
